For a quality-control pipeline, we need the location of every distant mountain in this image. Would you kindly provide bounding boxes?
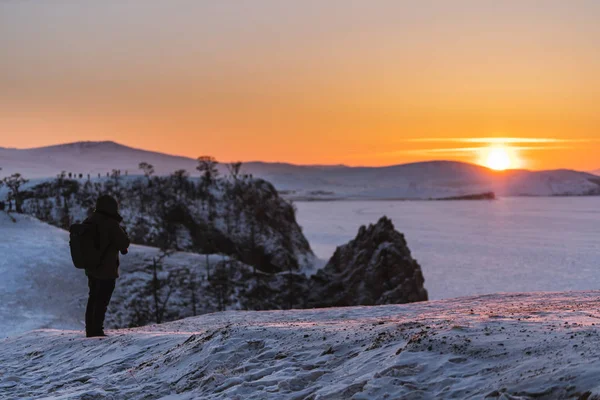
[0,141,197,178]
[1,141,599,198]
[592,170,600,176]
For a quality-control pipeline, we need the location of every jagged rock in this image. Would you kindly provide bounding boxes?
[108,216,428,328]
[308,216,428,307]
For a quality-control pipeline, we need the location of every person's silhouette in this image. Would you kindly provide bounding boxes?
[84,195,130,338]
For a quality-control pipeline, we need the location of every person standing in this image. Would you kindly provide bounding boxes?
[84,195,130,338]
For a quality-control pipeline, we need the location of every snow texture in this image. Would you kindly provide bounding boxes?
[0,212,87,337]
[3,292,600,399]
[0,212,219,338]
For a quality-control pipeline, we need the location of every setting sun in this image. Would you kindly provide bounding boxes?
[482,146,515,171]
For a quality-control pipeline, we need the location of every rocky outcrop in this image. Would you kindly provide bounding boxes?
[19,171,428,328]
[309,216,428,307]
[20,175,315,274]
[109,216,428,328]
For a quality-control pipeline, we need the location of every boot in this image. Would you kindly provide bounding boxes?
[86,330,108,338]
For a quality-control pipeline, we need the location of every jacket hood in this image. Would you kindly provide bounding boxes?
[94,195,123,222]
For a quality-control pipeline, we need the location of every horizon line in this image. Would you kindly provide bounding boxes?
[1,139,597,173]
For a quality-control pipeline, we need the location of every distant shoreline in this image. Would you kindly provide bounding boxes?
[286,195,496,202]
[286,192,600,202]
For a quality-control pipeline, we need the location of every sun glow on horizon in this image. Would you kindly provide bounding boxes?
[481,146,519,171]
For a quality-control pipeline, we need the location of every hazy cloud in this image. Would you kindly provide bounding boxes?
[407,137,592,144]
[380,145,575,158]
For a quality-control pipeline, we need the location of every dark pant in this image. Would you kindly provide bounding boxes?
[85,277,116,334]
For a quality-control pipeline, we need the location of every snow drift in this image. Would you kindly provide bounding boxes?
[3,291,600,399]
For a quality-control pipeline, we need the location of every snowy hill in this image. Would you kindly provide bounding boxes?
[0,212,87,337]
[0,212,213,338]
[0,212,298,335]
[0,141,197,178]
[3,291,600,399]
[1,141,600,198]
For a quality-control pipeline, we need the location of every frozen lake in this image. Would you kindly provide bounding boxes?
[296,197,600,300]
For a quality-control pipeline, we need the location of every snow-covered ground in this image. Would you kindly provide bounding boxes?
[3,194,600,398]
[0,212,88,337]
[0,213,217,338]
[3,291,600,399]
[296,197,600,300]
[4,196,600,338]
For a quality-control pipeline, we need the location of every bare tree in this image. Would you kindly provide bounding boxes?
[208,260,233,312]
[227,162,243,181]
[0,167,4,212]
[3,173,28,213]
[187,268,198,317]
[196,156,219,220]
[111,169,121,185]
[57,171,67,184]
[196,156,219,188]
[171,169,189,196]
[150,252,174,324]
[139,162,155,186]
[136,163,155,215]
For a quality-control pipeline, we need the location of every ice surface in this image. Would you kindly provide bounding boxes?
[296,197,600,300]
[3,292,600,399]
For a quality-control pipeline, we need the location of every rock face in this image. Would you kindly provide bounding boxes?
[309,216,428,307]
[20,175,315,274]
[108,216,428,328]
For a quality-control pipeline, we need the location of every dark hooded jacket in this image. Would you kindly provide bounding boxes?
[85,195,130,279]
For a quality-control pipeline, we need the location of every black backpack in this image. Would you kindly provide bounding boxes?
[69,222,109,269]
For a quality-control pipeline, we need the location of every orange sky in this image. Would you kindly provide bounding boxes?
[1,1,599,170]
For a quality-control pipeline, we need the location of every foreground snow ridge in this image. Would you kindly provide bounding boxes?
[3,292,600,399]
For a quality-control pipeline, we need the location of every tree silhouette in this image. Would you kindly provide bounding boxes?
[139,162,155,186]
[227,162,243,181]
[197,156,219,220]
[3,173,29,213]
[0,167,4,211]
[151,254,174,324]
[196,156,219,188]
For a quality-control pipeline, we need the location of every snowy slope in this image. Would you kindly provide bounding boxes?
[498,169,600,197]
[0,212,87,337]
[0,213,216,338]
[0,141,198,178]
[3,291,600,399]
[1,141,599,198]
